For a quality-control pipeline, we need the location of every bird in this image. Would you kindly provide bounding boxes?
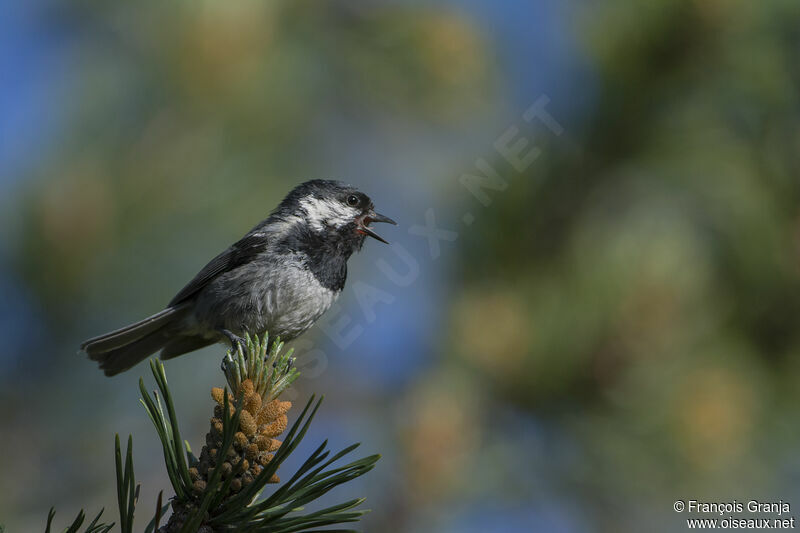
[81,179,396,376]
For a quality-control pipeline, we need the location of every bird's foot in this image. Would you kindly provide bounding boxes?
[220,329,247,355]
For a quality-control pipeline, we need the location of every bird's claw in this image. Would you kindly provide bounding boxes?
[220,329,247,355]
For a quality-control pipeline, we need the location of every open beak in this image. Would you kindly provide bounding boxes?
[359,212,397,244]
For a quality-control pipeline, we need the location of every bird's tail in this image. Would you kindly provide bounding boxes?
[81,305,191,376]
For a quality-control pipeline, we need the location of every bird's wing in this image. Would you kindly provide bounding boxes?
[168,232,270,306]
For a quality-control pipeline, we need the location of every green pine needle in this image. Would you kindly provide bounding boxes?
[47,330,379,533]
[45,508,113,533]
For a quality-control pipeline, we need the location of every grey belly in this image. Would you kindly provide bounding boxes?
[190,262,339,341]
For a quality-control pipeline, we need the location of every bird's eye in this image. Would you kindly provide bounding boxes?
[346,195,360,207]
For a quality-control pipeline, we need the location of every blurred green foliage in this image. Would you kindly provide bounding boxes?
[443,0,800,525]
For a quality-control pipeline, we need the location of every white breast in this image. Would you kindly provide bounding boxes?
[264,265,340,340]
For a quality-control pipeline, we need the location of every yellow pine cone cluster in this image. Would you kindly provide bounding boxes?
[189,379,292,494]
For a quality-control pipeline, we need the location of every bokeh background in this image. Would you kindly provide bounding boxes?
[2,0,800,531]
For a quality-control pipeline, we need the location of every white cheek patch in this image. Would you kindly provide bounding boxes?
[299,196,360,231]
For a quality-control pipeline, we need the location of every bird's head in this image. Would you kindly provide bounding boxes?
[278,180,396,252]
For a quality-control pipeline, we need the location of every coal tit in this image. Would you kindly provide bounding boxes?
[82,179,396,376]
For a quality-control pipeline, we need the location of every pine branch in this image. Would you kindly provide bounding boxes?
[47,331,379,532]
[148,333,378,532]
